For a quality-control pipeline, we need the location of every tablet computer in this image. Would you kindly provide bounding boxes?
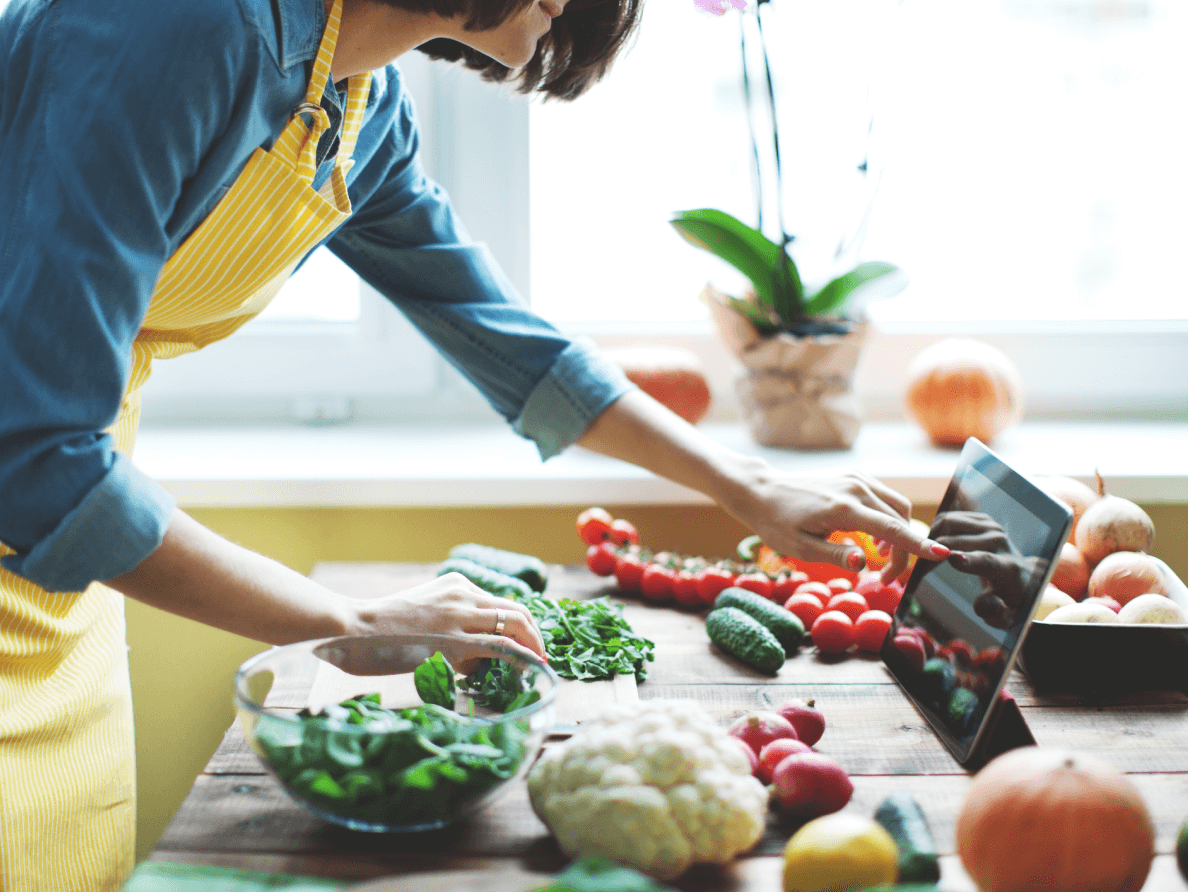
[880,438,1074,765]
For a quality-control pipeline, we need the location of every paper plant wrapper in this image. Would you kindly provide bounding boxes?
[704,284,868,450]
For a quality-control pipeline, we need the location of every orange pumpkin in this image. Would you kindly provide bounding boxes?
[903,338,1024,446]
[956,746,1154,892]
[602,345,712,425]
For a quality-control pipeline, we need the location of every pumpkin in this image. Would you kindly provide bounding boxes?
[956,746,1155,892]
[601,344,712,425]
[903,338,1024,446]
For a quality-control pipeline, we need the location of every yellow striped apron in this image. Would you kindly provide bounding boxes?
[0,1,370,887]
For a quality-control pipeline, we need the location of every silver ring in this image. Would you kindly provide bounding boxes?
[493,609,507,637]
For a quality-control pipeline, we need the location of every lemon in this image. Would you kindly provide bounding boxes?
[783,813,900,892]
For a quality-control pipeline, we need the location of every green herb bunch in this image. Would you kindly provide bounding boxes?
[671,0,904,337]
[437,553,656,683]
[526,594,656,683]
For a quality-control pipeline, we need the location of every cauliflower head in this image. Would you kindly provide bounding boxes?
[527,699,767,880]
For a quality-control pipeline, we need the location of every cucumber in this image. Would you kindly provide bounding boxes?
[713,586,805,652]
[873,792,941,883]
[705,607,785,674]
[437,556,535,602]
[448,543,548,592]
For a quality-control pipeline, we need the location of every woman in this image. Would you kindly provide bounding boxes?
[0,0,947,888]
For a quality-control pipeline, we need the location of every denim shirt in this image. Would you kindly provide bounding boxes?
[0,0,632,593]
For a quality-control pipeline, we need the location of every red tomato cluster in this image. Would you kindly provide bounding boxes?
[579,509,907,637]
[776,571,905,657]
[580,507,781,608]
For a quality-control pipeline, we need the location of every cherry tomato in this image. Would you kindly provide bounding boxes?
[576,507,614,545]
[613,552,646,592]
[772,573,802,603]
[671,570,700,607]
[826,577,853,595]
[810,610,855,654]
[794,581,833,603]
[784,592,825,629]
[608,518,640,546]
[695,566,736,606]
[823,591,869,623]
[734,571,774,601]
[585,541,619,577]
[640,564,676,601]
[853,609,893,653]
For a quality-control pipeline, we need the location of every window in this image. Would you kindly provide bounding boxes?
[142,0,1188,424]
[521,0,1188,419]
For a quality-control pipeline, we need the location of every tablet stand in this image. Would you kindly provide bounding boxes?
[964,690,1036,771]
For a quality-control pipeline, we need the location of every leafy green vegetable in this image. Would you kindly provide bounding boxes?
[529,854,677,892]
[413,651,456,709]
[253,694,532,828]
[437,555,656,683]
[527,595,655,682]
[460,659,542,713]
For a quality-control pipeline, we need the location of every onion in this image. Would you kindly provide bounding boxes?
[1073,472,1155,566]
[1049,542,1090,600]
[1086,551,1169,606]
[1034,475,1099,540]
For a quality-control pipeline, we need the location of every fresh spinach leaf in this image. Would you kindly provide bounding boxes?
[413,651,456,709]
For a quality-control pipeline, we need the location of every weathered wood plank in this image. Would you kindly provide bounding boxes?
[156,767,1188,864]
[141,850,1188,892]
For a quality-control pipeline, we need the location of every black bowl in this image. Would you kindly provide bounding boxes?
[1018,558,1188,697]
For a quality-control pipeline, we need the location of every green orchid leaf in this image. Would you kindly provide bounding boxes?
[702,286,782,335]
[670,209,803,319]
[804,261,905,317]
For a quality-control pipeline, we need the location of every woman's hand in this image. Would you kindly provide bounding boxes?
[348,572,547,670]
[733,469,951,583]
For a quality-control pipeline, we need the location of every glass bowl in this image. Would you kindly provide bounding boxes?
[234,633,558,833]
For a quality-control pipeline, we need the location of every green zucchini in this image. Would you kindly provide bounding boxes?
[705,607,785,674]
[713,586,805,652]
[873,792,941,883]
[448,543,548,592]
[437,556,535,602]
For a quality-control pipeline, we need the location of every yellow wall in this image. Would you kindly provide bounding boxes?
[126,502,1188,861]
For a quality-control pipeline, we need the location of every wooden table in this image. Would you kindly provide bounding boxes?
[150,562,1188,891]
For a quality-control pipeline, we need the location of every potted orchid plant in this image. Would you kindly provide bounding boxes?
[671,0,905,448]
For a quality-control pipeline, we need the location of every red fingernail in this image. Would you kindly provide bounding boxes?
[846,550,863,570]
[929,542,951,557]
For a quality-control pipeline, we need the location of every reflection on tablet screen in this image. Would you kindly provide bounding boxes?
[881,439,1072,763]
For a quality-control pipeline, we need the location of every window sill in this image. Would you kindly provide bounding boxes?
[134,420,1188,508]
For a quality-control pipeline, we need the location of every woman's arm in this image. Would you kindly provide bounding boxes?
[106,510,546,665]
[577,389,949,580]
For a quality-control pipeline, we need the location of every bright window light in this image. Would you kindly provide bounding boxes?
[254,248,361,324]
[530,0,1188,324]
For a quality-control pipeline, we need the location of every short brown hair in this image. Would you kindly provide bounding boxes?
[379,0,643,101]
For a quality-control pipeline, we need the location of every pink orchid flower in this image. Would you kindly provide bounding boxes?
[694,0,747,14]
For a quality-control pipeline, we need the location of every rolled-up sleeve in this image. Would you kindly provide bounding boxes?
[1,457,176,593]
[328,71,634,460]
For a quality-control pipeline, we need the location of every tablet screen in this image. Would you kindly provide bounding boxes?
[880,438,1073,764]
